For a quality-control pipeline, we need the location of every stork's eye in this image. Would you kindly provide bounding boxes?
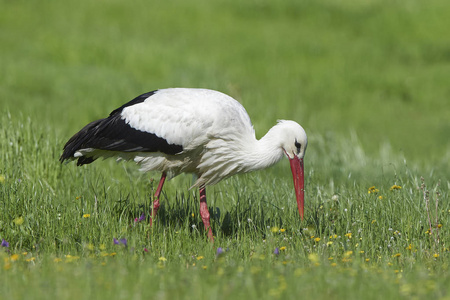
[295,140,301,154]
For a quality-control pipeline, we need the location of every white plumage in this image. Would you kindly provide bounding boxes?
[61,88,308,241]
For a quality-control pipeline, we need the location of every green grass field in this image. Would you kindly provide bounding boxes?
[1,0,449,299]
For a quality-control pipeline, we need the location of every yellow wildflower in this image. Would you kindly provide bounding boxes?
[280,228,286,233]
[10,254,19,262]
[406,244,412,250]
[368,186,379,194]
[365,258,370,262]
[331,262,337,267]
[14,217,24,225]
[54,258,62,263]
[76,196,81,200]
[82,214,90,218]
[390,185,402,191]
[280,246,286,251]
[393,253,401,257]
[433,253,439,258]
[0,175,5,183]
[271,227,279,233]
[87,243,95,251]
[196,256,204,260]
[22,252,28,256]
[99,244,106,250]
[326,241,333,246]
[308,253,319,263]
[65,255,80,262]
[344,232,352,239]
[359,251,364,254]
[191,213,194,217]
[314,237,321,242]
[342,257,352,263]
[344,251,353,257]
[437,224,442,228]
[371,220,376,224]
[3,262,11,270]
[109,252,117,257]
[378,196,383,200]
[26,257,36,262]
[202,265,207,270]
[159,257,167,262]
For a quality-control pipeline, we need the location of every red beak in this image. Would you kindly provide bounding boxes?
[289,156,305,220]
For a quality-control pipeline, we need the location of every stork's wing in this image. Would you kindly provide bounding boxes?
[60,88,254,165]
[120,88,254,147]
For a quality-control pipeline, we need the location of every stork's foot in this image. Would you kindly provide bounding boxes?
[199,186,214,242]
[149,198,160,226]
[149,173,166,227]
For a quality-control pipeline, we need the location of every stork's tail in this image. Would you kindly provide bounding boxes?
[59,119,104,166]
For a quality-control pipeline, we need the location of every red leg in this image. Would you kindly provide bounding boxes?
[150,173,166,226]
[199,186,214,242]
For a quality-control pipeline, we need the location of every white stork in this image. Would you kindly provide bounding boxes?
[60,88,308,241]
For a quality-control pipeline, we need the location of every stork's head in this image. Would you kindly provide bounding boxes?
[277,120,308,159]
[277,120,308,220]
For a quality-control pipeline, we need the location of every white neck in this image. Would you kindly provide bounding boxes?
[195,123,288,187]
[240,126,285,172]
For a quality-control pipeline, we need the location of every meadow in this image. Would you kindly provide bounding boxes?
[1,0,449,299]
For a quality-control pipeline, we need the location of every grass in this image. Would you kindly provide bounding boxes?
[1,113,448,300]
[1,0,449,299]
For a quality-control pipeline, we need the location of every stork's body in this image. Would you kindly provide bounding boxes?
[60,88,308,241]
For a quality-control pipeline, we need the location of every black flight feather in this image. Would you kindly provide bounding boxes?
[60,90,183,166]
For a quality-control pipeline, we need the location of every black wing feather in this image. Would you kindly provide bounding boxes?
[60,90,183,166]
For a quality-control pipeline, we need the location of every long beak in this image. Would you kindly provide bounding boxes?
[289,156,305,220]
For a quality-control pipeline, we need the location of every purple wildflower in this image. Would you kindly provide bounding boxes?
[114,238,127,247]
[216,247,224,256]
[274,247,280,255]
[144,248,149,253]
[1,239,9,248]
[135,212,145,223]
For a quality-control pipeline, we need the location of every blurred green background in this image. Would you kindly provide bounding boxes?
[1,0,449,167]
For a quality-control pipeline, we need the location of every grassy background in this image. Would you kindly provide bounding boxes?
[0,0,449,299]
